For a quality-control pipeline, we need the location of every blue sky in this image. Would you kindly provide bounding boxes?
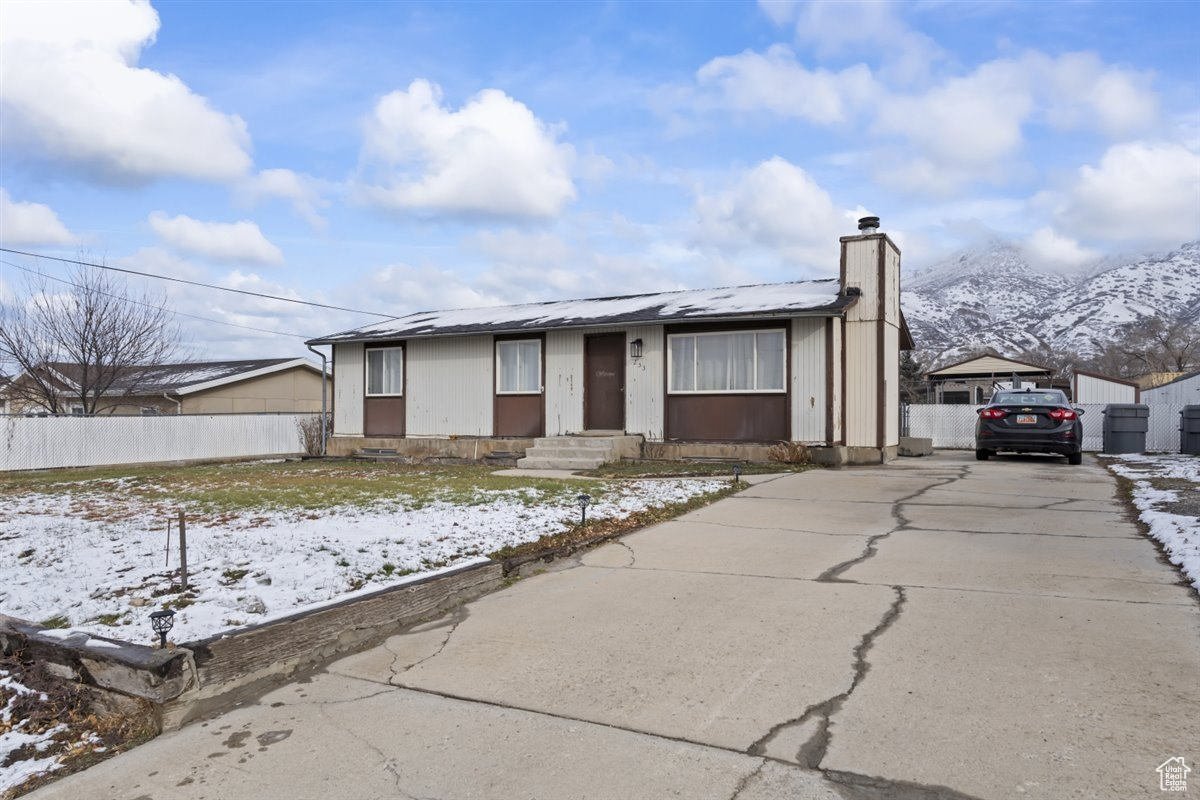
[1,0,1198,360]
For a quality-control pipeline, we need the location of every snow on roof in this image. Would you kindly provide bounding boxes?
[309,279,848,344]
[44,358,308,394]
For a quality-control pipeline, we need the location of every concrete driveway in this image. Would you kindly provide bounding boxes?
[29,452,1200,800]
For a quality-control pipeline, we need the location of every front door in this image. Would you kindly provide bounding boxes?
[584,333,625,430]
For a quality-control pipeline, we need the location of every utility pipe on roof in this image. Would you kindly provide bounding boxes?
[306,344,328,456]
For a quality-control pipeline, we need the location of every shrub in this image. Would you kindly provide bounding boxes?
[297,412,332,456]
[766,440,811,464]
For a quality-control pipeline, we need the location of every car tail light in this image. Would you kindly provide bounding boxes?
[980,409,1006,419]
[1048,409,1077,421]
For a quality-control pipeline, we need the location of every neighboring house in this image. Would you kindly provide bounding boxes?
[1142,370,1200,406]
[307,218,913,464]
[1071,369,1140,404]
[1,358,329,415]
[924,355,1055,405]
[1135,371,1185,390]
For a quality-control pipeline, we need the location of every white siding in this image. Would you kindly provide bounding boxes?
[843,237,880,322]
[332,343,364,436]
[883,323,900,446]
[545,330,584,435]
[790,318,826,442]
[1143,374,1200,407]
[1074,374,1138,405]
[830,319,843,443]
[628,326,664,440]
[843,319,878,447]
[406,336,493,436]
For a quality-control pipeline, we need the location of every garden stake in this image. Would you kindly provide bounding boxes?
[178,509,188,591]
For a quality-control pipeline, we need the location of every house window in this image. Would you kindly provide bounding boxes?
[70,405,85,416]
[366,347,404,396]
[668,330,785,393]
[496,339,541,394]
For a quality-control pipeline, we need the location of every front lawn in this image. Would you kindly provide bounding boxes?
[0,460,731,645]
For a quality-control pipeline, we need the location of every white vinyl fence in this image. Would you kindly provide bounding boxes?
[1,413,318,471]
[906,403,1185,452]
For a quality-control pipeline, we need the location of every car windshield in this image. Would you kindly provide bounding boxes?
[992,391,1067,405]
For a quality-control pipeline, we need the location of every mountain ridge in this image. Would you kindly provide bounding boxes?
[901,240,1200,367]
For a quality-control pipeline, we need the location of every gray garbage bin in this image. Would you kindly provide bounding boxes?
[1102,404,1149,454]
[1182,405,1200,455]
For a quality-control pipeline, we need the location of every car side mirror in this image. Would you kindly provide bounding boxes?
[975,407,985,414]
[1074,407,1085,416]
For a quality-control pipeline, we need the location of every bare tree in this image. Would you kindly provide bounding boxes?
[1088,316,1200,378]
[0,263,181,414]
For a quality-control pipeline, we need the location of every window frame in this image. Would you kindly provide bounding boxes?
[365,345,405,397]
[667,328,787,395]
[495,338,543,395]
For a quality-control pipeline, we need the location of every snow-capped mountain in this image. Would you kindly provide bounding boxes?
[902,240,1200,365]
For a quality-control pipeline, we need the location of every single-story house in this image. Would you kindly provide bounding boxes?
[2,358,329,415]
[1142,370,1200,406]
[924,355,1055,404]
[307,218,913,464]
[1071,369,1140,404]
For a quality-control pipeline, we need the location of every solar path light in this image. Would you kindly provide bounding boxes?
[576,494,592,525]
[150,609,175,648]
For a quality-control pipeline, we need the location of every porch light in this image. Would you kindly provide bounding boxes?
[629,338,643,359]
[149,609,175,648]
[576,493,592,525]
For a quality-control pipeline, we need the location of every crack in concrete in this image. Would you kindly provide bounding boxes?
[613,540,636,567]
[825,769,986,800]
[815,469,966,583]
[386,606,470,684]
[746,587,906,767]
[727,760,767,799]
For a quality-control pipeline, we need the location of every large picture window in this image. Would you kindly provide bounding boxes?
[496,339,541,394]
[366,346,404,396]
[668,330,785,393]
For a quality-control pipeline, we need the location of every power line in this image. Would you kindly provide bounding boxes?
[1,259,311,339]
[0,247,397,319]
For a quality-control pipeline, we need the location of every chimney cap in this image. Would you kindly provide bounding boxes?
[857,216,881,232]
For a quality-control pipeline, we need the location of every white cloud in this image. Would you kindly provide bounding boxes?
[872,51,1159,194]
[148,213,284,265]
[354,79,576,219]
[0,189,75,245]
[696,45,878,124]
[1022,227,1102,271]
[759,0,943,85]
[238,169,329,231]
[0,0,251,183]
[692,157,866,273]
[1046,141,1200,246]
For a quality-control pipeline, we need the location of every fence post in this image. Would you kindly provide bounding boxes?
[178,509,188,591]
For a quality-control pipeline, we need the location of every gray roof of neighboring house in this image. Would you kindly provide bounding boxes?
[307,279,853,345]
[43,358,317,395]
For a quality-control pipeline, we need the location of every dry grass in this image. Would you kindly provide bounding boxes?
[0,651,158,799]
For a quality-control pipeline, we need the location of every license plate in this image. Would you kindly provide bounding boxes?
[1016,414,1037,424]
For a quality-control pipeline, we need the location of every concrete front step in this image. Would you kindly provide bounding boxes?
[523,447,619,460]
[517,434,642,471]
[531,435,641,450]
[516,457,607,470]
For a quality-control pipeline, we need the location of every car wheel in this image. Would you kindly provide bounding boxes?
[1067,452,1082,465]
[975,449,990,461]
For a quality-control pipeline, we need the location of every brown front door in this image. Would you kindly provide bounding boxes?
[585,333,625,430]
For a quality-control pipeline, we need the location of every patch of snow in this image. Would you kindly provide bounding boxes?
[1,478,726,644]
[320,280,841,341]
[1104,454,1200,592]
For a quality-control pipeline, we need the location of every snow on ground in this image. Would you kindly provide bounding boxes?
[1104,454,1200,592]
[0,477,724,645]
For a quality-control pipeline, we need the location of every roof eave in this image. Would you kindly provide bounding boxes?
[305,302,853,346]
